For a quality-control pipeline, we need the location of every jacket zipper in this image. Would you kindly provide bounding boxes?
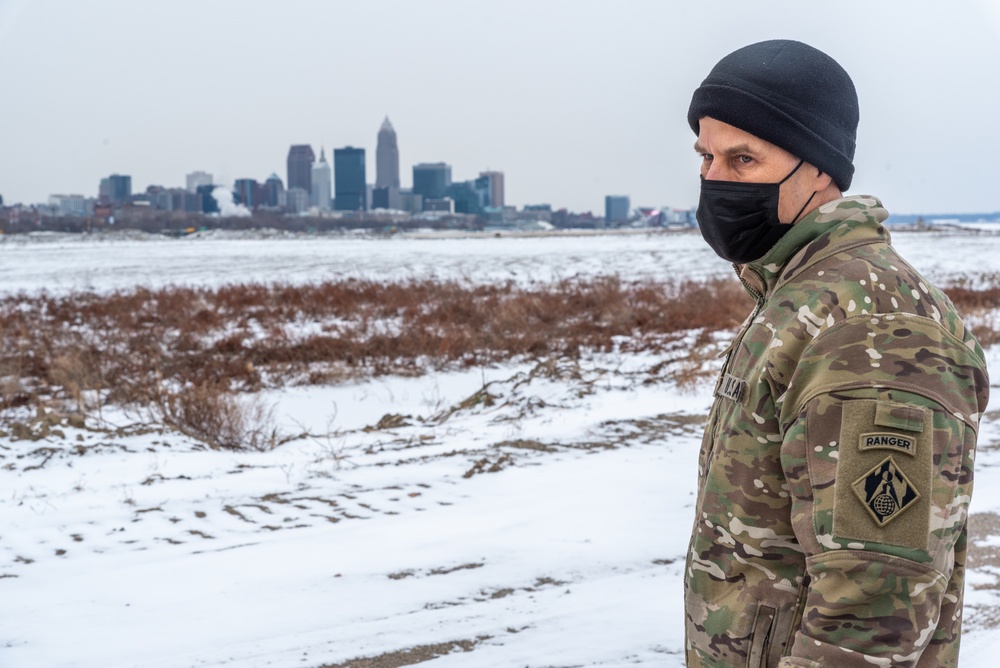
[685,264,768,665]
[704,265,766,465]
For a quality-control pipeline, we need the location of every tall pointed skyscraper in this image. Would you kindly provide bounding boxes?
[311,148,332,211]
[373,117,401,210]
[376,117,400,190]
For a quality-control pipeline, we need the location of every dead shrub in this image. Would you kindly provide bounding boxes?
[152,382,281,452]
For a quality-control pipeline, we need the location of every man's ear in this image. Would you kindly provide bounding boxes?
[813,168,834,191]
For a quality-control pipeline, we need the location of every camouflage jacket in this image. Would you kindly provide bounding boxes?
[684,196,990,667]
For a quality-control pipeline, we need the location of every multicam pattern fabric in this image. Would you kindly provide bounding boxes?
[684,196,990,667]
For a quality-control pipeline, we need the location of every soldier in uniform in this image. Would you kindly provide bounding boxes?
[684,39,990,667]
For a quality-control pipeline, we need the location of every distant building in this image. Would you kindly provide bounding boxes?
[311,149,332,211]
[145,185,169,211]
[445,181,484,215]
[424,197,454,213]
[285,187,310,214]
[48,194,91,217]
[372,187,390,210]
[605,195,630,225]
[553,209,601,229]
[376,117,400,190]
[186,171,213,194]
[234,179,262,209]
[264,173,284,208]
[375,117,401,209]
[143,186,194,212]
[665,208,696,227]
[521,204,553,223]
[287,144,316,195]
[412,162,451,203]
[479,171,505,207]
[334,146,366,211]
[398,189,423,214]
[99,174,132,204]
[196,184,219,214]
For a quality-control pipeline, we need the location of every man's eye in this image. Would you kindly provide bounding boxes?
[701,154,713,161]
[736,155,753,164]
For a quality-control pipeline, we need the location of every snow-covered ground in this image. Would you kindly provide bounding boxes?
[2,228,1000,667]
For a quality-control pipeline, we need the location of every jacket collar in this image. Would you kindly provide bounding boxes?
[740,195,891,297]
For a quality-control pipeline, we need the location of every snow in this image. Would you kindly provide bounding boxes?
[2,228,999,667]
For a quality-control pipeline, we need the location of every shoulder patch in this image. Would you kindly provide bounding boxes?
[831,399,933,550]
[851,456,921,526]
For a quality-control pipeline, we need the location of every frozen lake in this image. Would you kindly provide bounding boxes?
[2,226,997,295]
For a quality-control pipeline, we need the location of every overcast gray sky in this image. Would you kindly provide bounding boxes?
[2,0,999,215]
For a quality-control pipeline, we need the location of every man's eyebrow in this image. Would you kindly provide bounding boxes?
[694,141,762,157]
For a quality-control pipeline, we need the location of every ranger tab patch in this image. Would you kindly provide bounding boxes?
[859,432,916,456]
[852,456,921,527]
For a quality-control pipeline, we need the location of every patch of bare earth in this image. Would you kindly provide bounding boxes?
[317,636,490,668]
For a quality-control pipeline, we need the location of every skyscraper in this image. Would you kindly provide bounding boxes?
[412,163,452,201]
[376,117,400,190]
[99,174,132,204]
[264,173,284,208]
[311,149,332,211]
[479,171,505,208]
[334,147,366,211]
[373,117,401,210]
[234,179,262,209]
[605,195,630,225]
[287,144,316,195]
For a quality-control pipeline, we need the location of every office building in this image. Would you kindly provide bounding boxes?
[376,117,400,190]
[334,146,366,211]
[196,184,219,214]
[287,144,316,195]
[412,162,451,202]
[234,179,262,209]
[186,171,213,193]
[398,190,423,214]
[99,174,132,204]
[311,149,332,210]
[446,181,484,215]
[605,195,631,225]
[264,173,284,208]
[375,117,401,209]
[48,194,91,217]
[479,170,505,207]
[285,187,309,214]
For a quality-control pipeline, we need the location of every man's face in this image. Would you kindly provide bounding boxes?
[694,117,819,224]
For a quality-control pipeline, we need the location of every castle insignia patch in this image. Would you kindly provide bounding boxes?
[851,456,921,527]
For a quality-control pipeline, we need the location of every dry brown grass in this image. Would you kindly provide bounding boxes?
[0,276,750,419]
[4,274,996,449]
[944,280,1000,347]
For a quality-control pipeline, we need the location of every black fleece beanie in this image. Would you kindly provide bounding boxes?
[688,39,859,191]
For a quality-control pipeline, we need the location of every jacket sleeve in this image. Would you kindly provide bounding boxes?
[772,314,988,667]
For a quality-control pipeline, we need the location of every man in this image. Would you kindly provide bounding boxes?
[684,40,990,667]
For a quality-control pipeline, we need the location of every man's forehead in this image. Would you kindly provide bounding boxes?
[695,117,780,155]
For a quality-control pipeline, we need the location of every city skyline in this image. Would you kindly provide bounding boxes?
[2,1,1000,214]
[34,115,517,219]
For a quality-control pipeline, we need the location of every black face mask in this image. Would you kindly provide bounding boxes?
[696,159,815,264]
